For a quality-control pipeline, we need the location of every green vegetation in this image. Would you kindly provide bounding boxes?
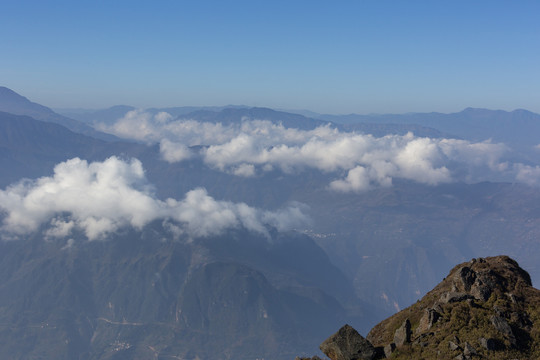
[366,256,540,359]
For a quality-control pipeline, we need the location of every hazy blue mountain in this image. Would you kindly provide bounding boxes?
[151,104,249,117]
[341,122,450,138]
[0,111,149,186]
[58,105,250,126]
[320,107,540,152]
[170,107,449,139]
[172,107,331,130]
[2,90,540,359]
[0,225,359,360]
[0,87,118,141]
[58,105,137,126]
[60,103,448,138]
[3,108,540,322]
[299,180,540,315]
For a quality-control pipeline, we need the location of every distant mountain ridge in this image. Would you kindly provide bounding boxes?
[0,87,118,141]
[0,111,148,186]
[3,86,540,359]
[17,84,539,152]
[317,107,540,152]
[56,100,540,149]
[58,103,449,138]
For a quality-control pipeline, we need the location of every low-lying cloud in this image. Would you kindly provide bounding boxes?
[96,110,539,191]
[0,157,310,240]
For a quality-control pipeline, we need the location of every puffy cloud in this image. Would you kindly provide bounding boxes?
[159,139,193,162]
[232,164,256,177]
[330,166,374,192]
[0,157,310,240]
[394,137,450,185]
[96,110,534,191]
[96,109,239,145]
[200,132,509,191]
[515,164,540,186]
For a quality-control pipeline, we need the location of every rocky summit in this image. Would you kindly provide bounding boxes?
[299,255,540,360]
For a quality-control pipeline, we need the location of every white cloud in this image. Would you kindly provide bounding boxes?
[0,157,310,240]
[45,218,75,239]
[515,164,540,186]
[232,164,256,177]
[330,166,373,192]
[95,110,536,191]
[160,139,193,162]
[96,109,240,145]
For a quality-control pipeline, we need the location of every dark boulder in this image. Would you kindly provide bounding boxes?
[393,319,411,346]
[490,315,517,347]
[320,324,378,360]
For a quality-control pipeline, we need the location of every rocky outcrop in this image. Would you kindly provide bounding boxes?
[392,319,411,346]
[319,324,379,360]
[365,256,540,359]
[297,256,540,360]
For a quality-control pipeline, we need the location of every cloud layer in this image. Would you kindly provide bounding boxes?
[0,157,310,240]
[97,110,539,191]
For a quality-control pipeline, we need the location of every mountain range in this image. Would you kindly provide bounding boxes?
[1,86,540,359]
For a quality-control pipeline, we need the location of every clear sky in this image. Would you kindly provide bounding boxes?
[1,0,539,114]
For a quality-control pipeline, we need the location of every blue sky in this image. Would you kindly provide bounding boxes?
[1,0,539,114]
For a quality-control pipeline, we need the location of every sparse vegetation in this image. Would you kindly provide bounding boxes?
[365,256,540,359]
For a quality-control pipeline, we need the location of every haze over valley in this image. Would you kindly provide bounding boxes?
[1,86,540,358]
[1,1,539,359]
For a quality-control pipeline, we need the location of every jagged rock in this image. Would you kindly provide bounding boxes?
[416,308,441,333]
[439,292,475,304]
[383,343,396,358]
[320,324,377,360]
[469,270,498,301]
[412,332,433,347]
[510,311,532,329]
[364,256,540,359]
[507,293,519,303]
[463,342,477,356]
[448,341,461,351]
[471,284,491,301]
[393,319,411,346]
[479,337,498,350]
[455,266,476,291]
[490,315,517,347]
[493,305,505,316]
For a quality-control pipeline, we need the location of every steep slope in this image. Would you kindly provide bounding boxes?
[299,256,540,360]
[367,255,540,359]
[0,226,355,360]
[0,87,117,140]
[301,181,540,317]
[0,111,149,186]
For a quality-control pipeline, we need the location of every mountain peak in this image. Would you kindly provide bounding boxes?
[0,86,42,108]
[303,256,540,360]
[0,86,119,141]
[366,255,540,359]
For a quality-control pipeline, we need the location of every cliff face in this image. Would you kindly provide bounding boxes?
[308,256,540,360]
